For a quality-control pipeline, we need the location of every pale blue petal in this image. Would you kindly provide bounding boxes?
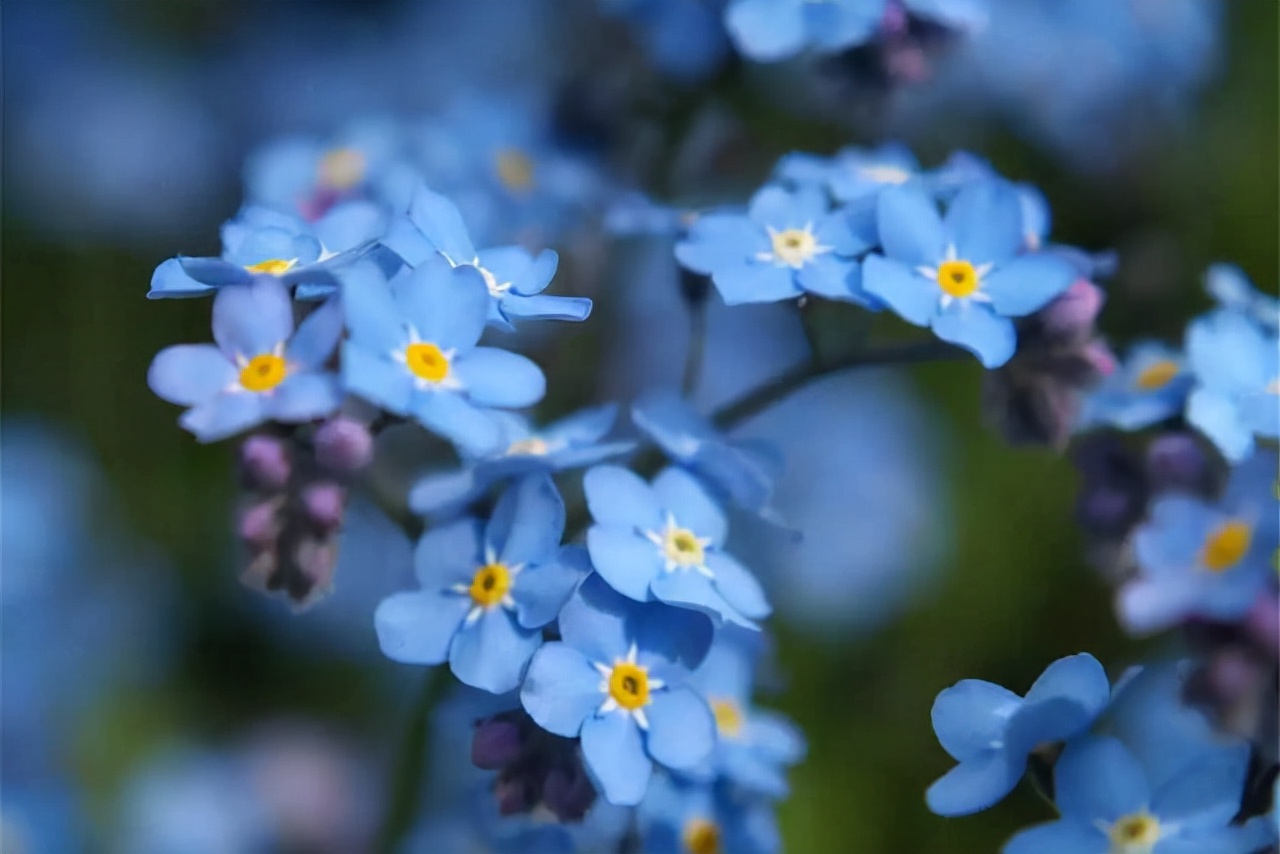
[877,185,946,267]
[1054,736,1150,823]
[931,679,1022,762]
[338,261,403,350]
[749,709,807,764]
[1134,495,1213,576]
[408,469,482,517]
[862,255,936,326]
[675,214,763,274]
[414,517,483,588]
[1118,576,1201,635]
[381,215,435,267]
[651,569,754,629]
[705,552,770,620]
[148,257,214,299]
[931,304,1016,368]
[653,467,727,546]
[945,181,1024,266]
[632,600,715,671]
[148,344,236,406]
[646,687,716,770]
[266,374,342,422]
[725,0,807,62]
[1023,654,1110,716]
[712,263,801,305]
[484,246,559,296]
[212,279,295,360]
[341,343,414,415]
[178,257,254,287]
[1150,749,1248,830]
[584,465,665,530]
[393,259,489,352]
[581,712,652,806]
[796,255,860,301]
[925,750,1022,817]
[748,185,825,227]
[587,527,664,602]
[406,183,477,261]
[313,200,386,252]
[449,608,542,693]
[179,392,266,442]
[412,393,504,457]
[286,297,344,368]
[513,545,590,629]
[501,294,593,323]
[983,254,1077,317]
[1003,821,1108,854]
[556,574,631,663]
[520,642,603,736]
[1006,696,1101,756]
[453,348,546,408]
[487,474,564,567]
[1187,388,1254,462]
[374,590,469,665]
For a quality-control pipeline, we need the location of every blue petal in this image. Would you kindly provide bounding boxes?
[501,293,593,323]
[556,574,633,663]
[705,552,770,620]
[1133,495,1213,577]
[341,343,414,415]
[925,750,1022,817]
[381,214,434,267]
[748,709,807,763]
[1005,696,1101,757]
[584,465,665,530]
[449,608,542,693]
[983,254,1076,318]
[148,257,215,299]
[179,392,267,442]
[711,263,800,305]
[862,255,936,327]
[148,344,236,406]
[512,545,591,629]
[374,590,470,665]
[945,181,1024,266]
[930,679,1022,762]
[586,526,664,602]
[408,469,485,518]
[481,246,558,296]
[632,599,715,670]
[796,255,860,301]
[645,687,716,770]
[212,278,295,360]
[653,467,727,547]
[581,712,652,806]
[414,517,483,588]
[266,374,342,422]
[520,642,603,736]
[1149,748,1248,831]
[675,214,763,274]
[413,393,503,457]
[406,184,477,262]
[748,185,826,227]
[1003,821,1108,854]
[877,185,946,267]
[393,260,490,353]
[651,569,754,629]
[931,304,1016,368]
[724,0,807,62]
[546,403,619,446]
[487,474,564,567]
[286,297,344,369]
[313,200,387,252]
[1053,736,1150,824]
[178,257,254,287]
[453,348,546,408]
[1022,654,1110,716]
[1117,576,1200,635]
[1187,389,1254,462]
[338,261,403,351]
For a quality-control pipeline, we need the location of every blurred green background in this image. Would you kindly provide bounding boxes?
[2,1,1276,852]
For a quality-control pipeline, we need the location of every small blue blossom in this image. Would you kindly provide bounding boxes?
[1206,263,1280,330]
[724,0,884,63]
[926,653,1110,817]
[863,180,1076,367]
[148,279,344,442]
[675,185,876,306]
[1120,450,1277,634]
[1185,308,1280,462]
[520,575,716,806]
[1003,735,1258,854]
[384,184,591,329]
[775,143,923,204]
[638,773,781,854]
[409,405,635,520]
[583,465,772,629]
[339,257,546,457]
[1076,341,1193,432]
[374,475,586,694]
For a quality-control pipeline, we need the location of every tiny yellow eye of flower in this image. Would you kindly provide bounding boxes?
[608,661,650,711]
[1133,359,1180,391]
[769,228,818,267]
[1108,812,1161,853]
[243,258,297,276]
[317,147,366,191]
[711,698,744,738]
[682,818,722,854]
[405,342,450,384]
[495,147,535,193]
[663,527,706,568]
[1201,519,1253,573]
[936,259,979,298]
[507,437,550,456]
[239,354,288,393]
[469,563,511,608]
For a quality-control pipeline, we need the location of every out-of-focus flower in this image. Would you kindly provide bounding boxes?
[599,0,732,81]
[1185,308,1280,462]
[775,142,924,204]
[1206,264,1280,331]
[638,772,781,854]
[148,280,344,442]
[1076,341,1192,432]
[724,0,884,63]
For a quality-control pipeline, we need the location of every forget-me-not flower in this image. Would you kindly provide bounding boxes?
[675,185,876,306]
[375,475,586,694]
[1076,341,1192,432]
[927,653,1110,816]
[148,278,344,442]
[1120,450,1278,634]
[339,257,545,457]
[862,180,1076,367]
[583,465,772,629]
[1184,308,1280,462]
[775,143,924,204]
[724,0,884,63]
[520,574,716,806]
[638,772,780,854]
[1206,263,1280,330]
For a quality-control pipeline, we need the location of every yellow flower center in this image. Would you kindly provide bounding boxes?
[769,227,819,268]
[607,661,651,711]
[239,353,288,393]
[495,147,535,193]
[1108,812,1161,853]
[663,527,706,568]
[936,259,979,298]
[711,698,744,738]
[1201,519,1253,573]
[317,147,366,191]
[682,818,722,854]
[243,258,297,276]
[405,342,450,384]
[858,164,911,184]
[468,562,512,609]
[1133,359,1180,391]
[507,437,551,456]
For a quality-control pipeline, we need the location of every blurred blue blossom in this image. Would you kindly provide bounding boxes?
[724,0,884,63]
[775,142,924,203]
[600,0,732,81]
[1076,341,1192,432]
[638,772,781,854]
[1185,308,1280,462]
[1206,264,1280,331]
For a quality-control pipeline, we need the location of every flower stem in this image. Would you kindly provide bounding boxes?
[374,671,451,854]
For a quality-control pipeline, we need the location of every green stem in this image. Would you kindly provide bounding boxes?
[374,671,451,854]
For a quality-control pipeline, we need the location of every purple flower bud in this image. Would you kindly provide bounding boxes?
[240,435,291,492]
[302,482,345,533]
[471,719,525,771]
[542,760,596,823]
[1041,280,1105,338]
[493,771,539,817]
[238,499,282,549]
[1244,593,1279,658]
[1145,433,1214,496]
[1082,341,1116,378]
[313,418,374,475]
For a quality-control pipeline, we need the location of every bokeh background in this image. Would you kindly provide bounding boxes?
[2,1,1276,852]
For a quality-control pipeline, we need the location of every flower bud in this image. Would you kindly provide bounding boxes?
[314,418,374,475]
[471,719,525,771]
[301,482,345,533]
[1041,280,1105,339]
[1145,433,1214,496]
[240,435,291,492]
[542,759,596,823]
[238,499,283,549]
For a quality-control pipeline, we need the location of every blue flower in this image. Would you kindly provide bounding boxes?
[409,405,635,520]
[675,185,875,306]
[775,143,923,204]
[1206,263,1280,330]
[632,390,784,523]
[374,475,586,694]
[520,575,716,806]
[1076,341,1192,432]
[1185,308,1280,462]
[638,773,781,854]
[724,0,884,63]
[926,653,1110,816]
[339,257,546,457]
[600,0,732,81]
[1119,450,1277,634]
[1003,735,1258,854]
[684,628,805,798]
[147,204,383,300]
[583,465,771,629]
[863,180,1076,367]
[148,279,344,442]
